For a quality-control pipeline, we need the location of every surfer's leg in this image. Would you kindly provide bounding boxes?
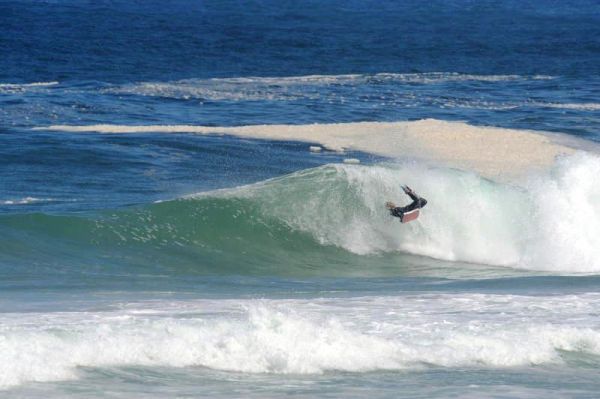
[391,207,403,218]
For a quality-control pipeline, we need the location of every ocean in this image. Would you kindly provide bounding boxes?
[1,1,600,397]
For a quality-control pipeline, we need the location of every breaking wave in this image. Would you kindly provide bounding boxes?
[2,152,600,274]
[1,295,600,388]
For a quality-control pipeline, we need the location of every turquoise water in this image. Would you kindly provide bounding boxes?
[1,1,600,397]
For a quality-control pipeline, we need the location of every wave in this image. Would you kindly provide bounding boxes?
[104,73,554,101]
[212,154,600,273]
[1,295,599,388]
[2,154,600,274]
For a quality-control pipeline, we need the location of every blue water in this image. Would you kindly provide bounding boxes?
[1,1,600,397]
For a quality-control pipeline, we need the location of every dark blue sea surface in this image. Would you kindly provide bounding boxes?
[1,1,600,398]
[3,0,600,83]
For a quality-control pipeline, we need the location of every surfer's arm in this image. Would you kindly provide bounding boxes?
[403,186,420,202]
[403,186,427,208]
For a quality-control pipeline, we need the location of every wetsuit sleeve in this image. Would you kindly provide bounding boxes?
[406,191,419,202]
[406,190,427,208]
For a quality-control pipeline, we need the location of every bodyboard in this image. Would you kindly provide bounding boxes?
[401,209,420,223]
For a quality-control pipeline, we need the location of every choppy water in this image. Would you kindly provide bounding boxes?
[1,1,600,397]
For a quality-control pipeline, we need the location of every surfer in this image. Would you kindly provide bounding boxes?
[386,185,427,222]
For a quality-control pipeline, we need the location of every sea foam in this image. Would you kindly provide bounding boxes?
[35,119,589,180]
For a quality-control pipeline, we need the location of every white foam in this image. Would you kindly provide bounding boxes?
[521,153,600,272]
[35,119,591,180]
[1,294,598,388]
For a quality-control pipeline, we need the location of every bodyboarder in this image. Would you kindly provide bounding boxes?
[386,185,427,223]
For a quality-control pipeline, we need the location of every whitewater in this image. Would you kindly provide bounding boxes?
[2,295,600,389]
[40,119,583,179]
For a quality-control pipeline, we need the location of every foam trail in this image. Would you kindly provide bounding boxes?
[0,81,58,88]
[1,294,599,388]
[103,73,554,101]
[35,119,588,180]
[2,154,599,273]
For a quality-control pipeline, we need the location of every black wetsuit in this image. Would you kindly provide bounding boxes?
[390,191,427,221]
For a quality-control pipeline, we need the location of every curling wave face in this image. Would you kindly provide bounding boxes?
[2,152,600,275]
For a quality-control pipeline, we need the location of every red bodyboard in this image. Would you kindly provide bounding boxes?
[401,209,420,223]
